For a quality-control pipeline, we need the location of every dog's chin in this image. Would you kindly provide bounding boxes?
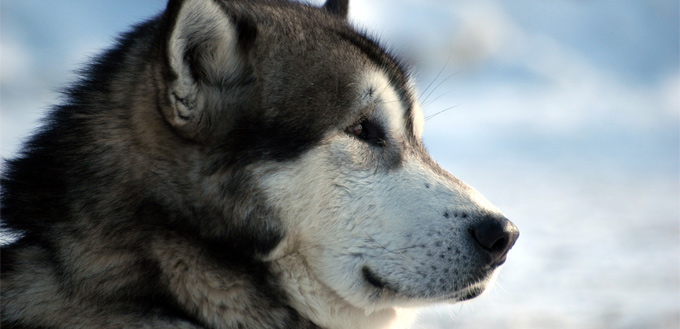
[361,266,495,306]
[454,284,488,302]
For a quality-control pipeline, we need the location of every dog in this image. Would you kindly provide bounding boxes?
[0,0,519,328]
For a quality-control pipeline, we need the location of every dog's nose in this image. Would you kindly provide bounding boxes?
[468,215,519,265]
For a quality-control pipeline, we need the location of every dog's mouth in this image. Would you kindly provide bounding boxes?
[362,265,494,303]
[362,266,394,291]
[457,285,486,301]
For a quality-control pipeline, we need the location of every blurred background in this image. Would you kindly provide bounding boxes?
[1,0,678,328]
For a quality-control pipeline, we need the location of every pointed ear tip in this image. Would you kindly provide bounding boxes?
[324,0,350,19]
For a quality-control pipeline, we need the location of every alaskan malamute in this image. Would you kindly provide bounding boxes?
[1,1,519,328]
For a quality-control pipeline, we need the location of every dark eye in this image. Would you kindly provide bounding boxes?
[347,118,386,146]
[348,122,365,138]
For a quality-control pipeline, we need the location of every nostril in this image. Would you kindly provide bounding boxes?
[468,227,491,251]
[489,237,508,253]
[468,224,506,252]
[468,215,519,264]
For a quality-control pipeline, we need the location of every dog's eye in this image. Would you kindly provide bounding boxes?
[349,122,365,138]
[347,119,386,146]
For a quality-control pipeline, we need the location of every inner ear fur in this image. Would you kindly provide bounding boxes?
[160,0,256,141]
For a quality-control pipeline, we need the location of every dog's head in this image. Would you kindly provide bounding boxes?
[154,0,518,324]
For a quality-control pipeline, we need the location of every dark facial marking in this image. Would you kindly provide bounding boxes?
[347,118,386,147]
[362,266,389,290]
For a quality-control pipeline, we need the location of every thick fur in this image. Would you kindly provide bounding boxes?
[0,1,519,328]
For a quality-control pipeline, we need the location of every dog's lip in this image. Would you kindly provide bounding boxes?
[441,280,489,303]
[362,266,395,291]
[495,256,508,267]
[457,285,486,301]
[490,248,513,267]
[361,266,493,303]
[480,249,510,268]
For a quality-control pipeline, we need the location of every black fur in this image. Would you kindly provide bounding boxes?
[324,0,349,18]
[0,0,416,328]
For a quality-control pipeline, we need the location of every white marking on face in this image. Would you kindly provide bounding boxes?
[258,69,505,329]
[356,70,406,138]
[407,77,426,138]
[411,102,425,138]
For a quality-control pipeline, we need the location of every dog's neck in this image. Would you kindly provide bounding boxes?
[268,250,415,329]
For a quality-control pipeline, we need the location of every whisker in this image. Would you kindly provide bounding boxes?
[422,72,458,104]
[420,51,451,103]
[445,305,458,323]
[352,217,413,261]
[422,91,450,106]
[425,104,461,121]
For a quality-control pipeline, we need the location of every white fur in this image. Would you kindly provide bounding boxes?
[357,70,407,138]
[259,70,503,329]
[411,102,425,138]
[407,77,426,138]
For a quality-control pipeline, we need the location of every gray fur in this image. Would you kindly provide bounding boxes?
[1,1,518,328]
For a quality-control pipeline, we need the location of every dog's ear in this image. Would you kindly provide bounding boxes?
[323,0,349,19]
[160,0,256,141]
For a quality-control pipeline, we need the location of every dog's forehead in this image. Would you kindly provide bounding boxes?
[355,70,408,137]
[238,2,424,144]
[272,31,422,139]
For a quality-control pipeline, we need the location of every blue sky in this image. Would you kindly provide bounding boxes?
[1,1,679,328]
